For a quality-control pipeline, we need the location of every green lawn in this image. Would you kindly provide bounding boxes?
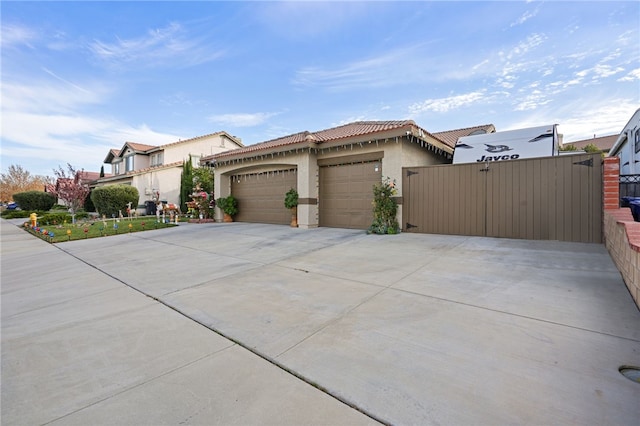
[22,216,178,243]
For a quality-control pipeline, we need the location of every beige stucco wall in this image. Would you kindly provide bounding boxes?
[214,151,310,224]
[214,137,449,228]
[133,167,183,207]
[164,134,239,164]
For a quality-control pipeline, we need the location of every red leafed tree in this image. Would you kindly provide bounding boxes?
[52,164,90,223]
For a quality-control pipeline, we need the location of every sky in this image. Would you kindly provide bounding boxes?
[1,1,639,178]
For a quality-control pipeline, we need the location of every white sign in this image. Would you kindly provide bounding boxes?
[453,124,558,164]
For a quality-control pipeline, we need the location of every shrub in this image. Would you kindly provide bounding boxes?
[91,185,139,217]
[12,191,56,211]
[216,195,238,216]
[284,188,298,209]
[1,210,30,219]
[39,212,73,225]
[368,177,400,235]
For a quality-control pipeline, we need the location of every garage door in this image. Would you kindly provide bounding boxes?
[230,169,296,225]
[319,157,382,229]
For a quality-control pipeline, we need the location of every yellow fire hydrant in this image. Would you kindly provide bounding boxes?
[30,212,37,227]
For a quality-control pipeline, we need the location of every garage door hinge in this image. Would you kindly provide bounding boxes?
[406,223,418,229]
[406,170,418,177]
[573,158,593,167]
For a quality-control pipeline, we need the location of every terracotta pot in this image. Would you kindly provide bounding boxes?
[223,213,233,223]
[290,206,298,228]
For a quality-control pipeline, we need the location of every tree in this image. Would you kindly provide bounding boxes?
[99,165,105,178]
[583,143,602,154]
[51,164,91,223]
[193,166,214,194]
[179,157,194,213]
[0,164,52,203]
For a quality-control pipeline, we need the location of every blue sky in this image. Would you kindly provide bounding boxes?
[2,1,639,178]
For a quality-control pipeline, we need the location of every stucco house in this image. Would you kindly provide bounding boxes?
[96,131,243,212]
[202,120,494,229]
[609,108,640,175]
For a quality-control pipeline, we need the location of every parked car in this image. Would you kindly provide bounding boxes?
[7,202,20,210]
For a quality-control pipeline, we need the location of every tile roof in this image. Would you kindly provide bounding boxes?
[312,120,416,142]
[78,171,103,182]
[431,124,496,148]
[564,134,618,151]
[211,120,427,160]
[96,161,184,183]
[107,131,244,160]
[125,142,157,152]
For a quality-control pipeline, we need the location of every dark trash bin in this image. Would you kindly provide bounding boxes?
[630,201,640,222]
[621,196,640,208]
[145,200,157,216]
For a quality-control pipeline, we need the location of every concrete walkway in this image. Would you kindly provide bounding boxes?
[2,219,639,425]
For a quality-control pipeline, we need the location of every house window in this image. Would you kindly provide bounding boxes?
[635,129,640,154]
[151,152,163,167]
[114,162,120,175]
[125,155,134,172]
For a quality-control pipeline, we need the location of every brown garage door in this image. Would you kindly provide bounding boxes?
[319,157,382,229]
[231,169,296,225]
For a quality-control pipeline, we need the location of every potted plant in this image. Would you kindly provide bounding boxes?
[216,195,238,222]
[284,188,298,227]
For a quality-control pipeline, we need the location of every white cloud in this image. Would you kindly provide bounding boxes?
[89,22,225,69]
[505,98,637,142]
[0,23,37,49]
[293,46,426,91]
[207,112,280,127]
[510,9,538,27]
[514,90,551,111]
[1,76,181,175]
[618,68,640,82]
[408,91,488,114]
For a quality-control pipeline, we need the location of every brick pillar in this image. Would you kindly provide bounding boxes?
[603,157,620,210]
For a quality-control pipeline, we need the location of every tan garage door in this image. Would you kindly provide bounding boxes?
[231,169,296,225]
[319,158,382,229]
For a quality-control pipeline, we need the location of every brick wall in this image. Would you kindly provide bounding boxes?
[603,157,640,308]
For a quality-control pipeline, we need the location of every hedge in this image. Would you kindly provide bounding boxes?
[12,191,56,212]
[91,185,139,217]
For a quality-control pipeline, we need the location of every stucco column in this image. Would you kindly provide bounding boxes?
[214,172,231,222]
[297,151,319,228]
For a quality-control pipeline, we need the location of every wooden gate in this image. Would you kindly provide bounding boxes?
[402,153,603,243]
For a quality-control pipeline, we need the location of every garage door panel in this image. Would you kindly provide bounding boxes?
[319,161,381,229]
[231,170,296,225]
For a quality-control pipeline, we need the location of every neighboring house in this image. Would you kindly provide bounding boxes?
[563,134,618,155]
[96,131,243,212]
[49,170,106,207]
[202,120,494,229]
[609,108,640,175]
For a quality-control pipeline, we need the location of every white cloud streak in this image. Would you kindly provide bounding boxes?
[207,112,281,128]
[89,22,225,69]
[408,91,489,114]
[0,23,37,49]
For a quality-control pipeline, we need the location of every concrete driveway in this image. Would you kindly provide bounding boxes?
[2,220,639,425]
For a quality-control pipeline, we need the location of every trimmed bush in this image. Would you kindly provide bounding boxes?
[0,210,31,219]
[12,191,56,211]
[39,212,73,225]
[38,211,89,225]
[91,185,139,217]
